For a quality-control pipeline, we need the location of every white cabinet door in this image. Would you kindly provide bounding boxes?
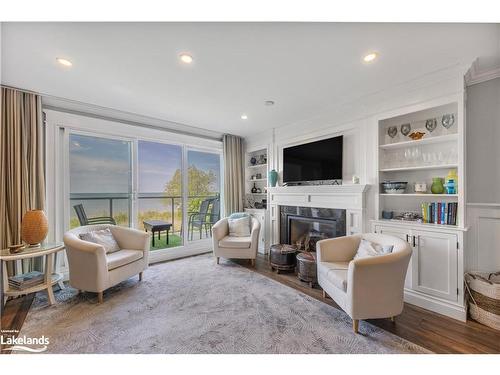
[411,229,458,302]
[375,225,412,289]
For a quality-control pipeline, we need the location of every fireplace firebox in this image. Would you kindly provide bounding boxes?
[280,206,346,252]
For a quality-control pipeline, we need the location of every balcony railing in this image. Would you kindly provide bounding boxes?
[69,192,219,233]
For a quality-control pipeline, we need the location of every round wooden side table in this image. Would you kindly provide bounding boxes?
[1,243,65,306]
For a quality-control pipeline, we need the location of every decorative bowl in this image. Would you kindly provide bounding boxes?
[381,181,408,194]
[8,244,26,254]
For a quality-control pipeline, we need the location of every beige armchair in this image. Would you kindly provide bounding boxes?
[211,217,261,266]
[63,224,150,303]
[316,233,412,333]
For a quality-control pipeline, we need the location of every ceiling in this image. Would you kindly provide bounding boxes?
[1,23,499,137]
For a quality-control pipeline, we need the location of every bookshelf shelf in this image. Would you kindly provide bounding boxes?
[380,193,458,197]
[379,164,458,172]
[379,133,458,150]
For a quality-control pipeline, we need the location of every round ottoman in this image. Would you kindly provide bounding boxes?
[270,244,298,273]
[296,251,317,287]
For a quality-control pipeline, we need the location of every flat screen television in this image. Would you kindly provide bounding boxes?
[283,135,343,183]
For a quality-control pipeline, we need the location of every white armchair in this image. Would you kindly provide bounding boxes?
[211,217,261,266]
[316,233,412,333]
[63,224,150,303]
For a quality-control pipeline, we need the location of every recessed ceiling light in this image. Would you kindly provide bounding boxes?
[265,100,275,106]
[363,52,378,63]
[179,53,193,64]
[241,114,248,120]
[56,57,72,67]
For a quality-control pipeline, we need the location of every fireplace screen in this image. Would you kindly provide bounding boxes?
[289,216,337,251]
[280,206,346,251]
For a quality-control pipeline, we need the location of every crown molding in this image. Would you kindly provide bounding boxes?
[465,59,500,86]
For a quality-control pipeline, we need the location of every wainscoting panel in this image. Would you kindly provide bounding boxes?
[466,204,500,272]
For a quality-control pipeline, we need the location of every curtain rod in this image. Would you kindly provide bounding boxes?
[1,84,223,141]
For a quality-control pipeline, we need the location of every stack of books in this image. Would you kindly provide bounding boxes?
[421,202,458,225]
[8,271,44,290]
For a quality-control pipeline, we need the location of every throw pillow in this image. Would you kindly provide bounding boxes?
[354,239,394,260]
[228,215,251,237]
[79,228,121,254]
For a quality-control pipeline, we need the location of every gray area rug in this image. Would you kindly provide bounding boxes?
[19,254,429,354]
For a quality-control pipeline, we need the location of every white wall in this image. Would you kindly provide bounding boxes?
[466,77,500,272]
[245,64,468,233]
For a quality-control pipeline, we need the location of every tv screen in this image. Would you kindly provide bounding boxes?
[283,136,343,183]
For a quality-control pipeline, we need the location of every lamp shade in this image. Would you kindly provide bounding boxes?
[21,210,48,246]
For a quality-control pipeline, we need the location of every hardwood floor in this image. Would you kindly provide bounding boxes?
[1,293,35,354]
[234,254,500,354]
[2,253,499,354]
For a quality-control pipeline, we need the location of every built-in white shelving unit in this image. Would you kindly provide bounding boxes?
[244,146,269,254]
[372,98,468,322]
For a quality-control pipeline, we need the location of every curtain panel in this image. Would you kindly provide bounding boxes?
[0,87,45,251]
[222,134,244,216]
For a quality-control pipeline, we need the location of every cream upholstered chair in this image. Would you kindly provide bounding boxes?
[211,217,261,266]
[63,224,150,303]
[317,233,412,333]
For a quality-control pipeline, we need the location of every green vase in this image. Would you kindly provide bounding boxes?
[268,169,278,187]
[431,177,444,194]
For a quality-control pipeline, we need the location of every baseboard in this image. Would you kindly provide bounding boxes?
[404,289,467,322]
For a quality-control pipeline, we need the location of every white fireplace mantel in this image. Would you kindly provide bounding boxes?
[267,184,370,243]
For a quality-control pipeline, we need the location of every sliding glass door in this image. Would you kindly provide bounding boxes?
[137,140,183,250]
[186,150,221,242]
[68,133,132,229]
[66,129,222,257]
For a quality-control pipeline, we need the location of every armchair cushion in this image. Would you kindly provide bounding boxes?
[106,249,144,270]
[228,215,251,237]
[218,235,251,249]
[353,239,393,260]
[79,228,121,254]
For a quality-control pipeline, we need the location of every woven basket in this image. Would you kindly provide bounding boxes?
[465,272,500,331]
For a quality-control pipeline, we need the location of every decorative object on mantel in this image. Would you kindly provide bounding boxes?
[425,118,437,132]
[400,123,411,136]
[414,182,427,193]
[381,181,407,194]
[250,156,257,166]
[382,211,394,219]
[441,114,455,129]
[21,210,48,247]
[251,183,258,193]
[408,131,425,140]
[352,175,360,184]
[8,244,26,254]
[464,271,500,331]
[387,126,398,138]
[258,154,267,165]
[255,173,262,179]
[268,169,278,187]
[430,177,444,194]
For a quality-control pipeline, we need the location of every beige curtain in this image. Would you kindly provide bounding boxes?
[222,134,244,216]
[0,87,45,252]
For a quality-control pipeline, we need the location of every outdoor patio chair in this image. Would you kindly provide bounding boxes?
[73,204,117,226]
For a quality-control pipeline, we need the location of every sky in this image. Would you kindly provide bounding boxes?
[69,134,220,194]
